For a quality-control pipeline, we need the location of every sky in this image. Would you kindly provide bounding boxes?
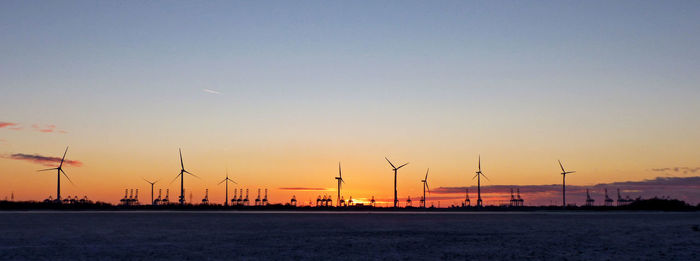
[1,1,699,206]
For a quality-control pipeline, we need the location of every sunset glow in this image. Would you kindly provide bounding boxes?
[1,1,699,206]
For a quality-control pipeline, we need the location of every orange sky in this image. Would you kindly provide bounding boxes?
[1,137,698,205]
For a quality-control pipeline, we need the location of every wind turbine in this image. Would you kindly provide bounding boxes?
[421,168,430,208]
[385,157,408,208]
[472,155,489,207]
[218,168,237,206]
[37,146,73,203]
[170,148,198,205]
[335,162,344,207]
[143,178,159,205]
[558,160,576,207]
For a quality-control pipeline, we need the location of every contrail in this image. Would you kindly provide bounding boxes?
[203,89,221,94]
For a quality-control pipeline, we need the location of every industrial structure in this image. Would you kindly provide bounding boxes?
[616,188,632,206]
[290,195,297,206]
[604,188,614,206]
[585,189,595,207]
[120,189,139,206]
[201,189,209,205]
[464,188,470,207]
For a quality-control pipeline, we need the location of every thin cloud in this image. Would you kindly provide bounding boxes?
[651,167,700,174]
[203,89,221,95]
[3,153,83,167]
[1,122,65,133]
[0,122,19,128]
[32,124,66,134]
[278,187,332,191]
[433,176,700,205]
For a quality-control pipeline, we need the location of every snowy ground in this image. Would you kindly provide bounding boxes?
[0,211,698,260]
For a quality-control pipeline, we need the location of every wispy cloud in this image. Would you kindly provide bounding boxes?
[203,89,221,95]
[31,124,67,134]
[1,122,66,133]
[651,167,700,174]
[0,122,19,129]
[278,187,332,191]
[2,153,83,167]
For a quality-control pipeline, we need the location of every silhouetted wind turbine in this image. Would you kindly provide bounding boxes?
[218,168,237,206]
[143,178,159,205]
[335,162,344,207]
[421,168,430,208]
[558,160,576,207]
[472,155,489,207]
[170,148,198,205]
[37,146,73,202]
[386,157,408,208]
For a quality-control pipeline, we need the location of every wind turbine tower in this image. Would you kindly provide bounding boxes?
[37,146,73,203]
[421,168,430,208]
[335,162,345,207]
[171,148,198,205]
[143,178,159,205]
[385,157,409,208]
[473,155,489,207]
[558,160,576,207]
[218,169,237,206]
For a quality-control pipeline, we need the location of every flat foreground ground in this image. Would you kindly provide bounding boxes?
[0,211,698,260]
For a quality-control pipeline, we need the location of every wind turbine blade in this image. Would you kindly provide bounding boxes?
[558,160,566,173]
[397,162,409,169]
[184,170,200,179]
[425,168,429,180]
[478,155,481,171]
[61,169,74,185]
[481,173,490,181]
[231,180,238,184]
[179,148,184,169]
[169,173,181,185]
[426,183,430,194]
[59,146,69,168]
[338,162,342,178]
[37,168,58,172]
[567,171,576,174]
[385,157,396,169]
[218,179,226,185]
[472,173,478,180]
